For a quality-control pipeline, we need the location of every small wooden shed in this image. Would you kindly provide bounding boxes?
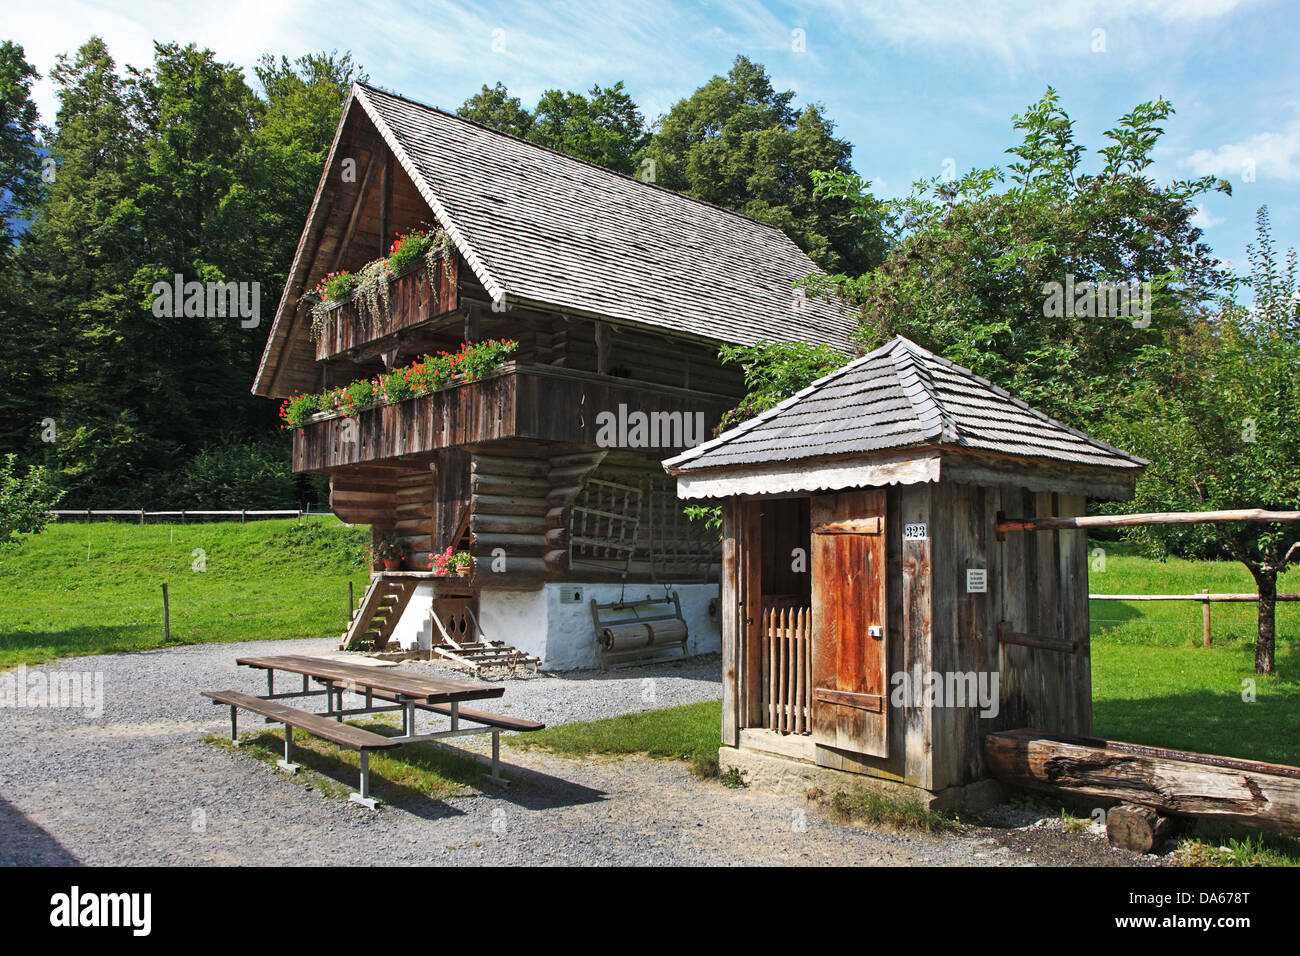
[663,336,1148,807]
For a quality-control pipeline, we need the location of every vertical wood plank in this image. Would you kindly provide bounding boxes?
[720,499,740,747]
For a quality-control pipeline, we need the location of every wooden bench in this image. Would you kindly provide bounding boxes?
[203,689,401,808]
[364,689,544,777]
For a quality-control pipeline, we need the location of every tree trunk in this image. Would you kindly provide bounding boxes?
[1252,567,1277,675]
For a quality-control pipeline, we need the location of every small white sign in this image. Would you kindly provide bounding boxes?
[966,568,987,593]
[903,523,928,540]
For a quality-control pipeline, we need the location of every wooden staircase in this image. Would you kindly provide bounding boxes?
[341,577,419,651]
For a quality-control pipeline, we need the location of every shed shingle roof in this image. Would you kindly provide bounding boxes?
[356,84,856,349]
[664,337,1147,474]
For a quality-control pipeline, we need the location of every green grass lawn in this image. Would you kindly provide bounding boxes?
[1088,540,1300,766]
[0,516,370,668]
[508,700,724,775]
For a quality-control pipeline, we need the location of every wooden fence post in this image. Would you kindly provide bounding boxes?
[1202,588,1211,647]
[348,581,354,620]
[162,583,170,642]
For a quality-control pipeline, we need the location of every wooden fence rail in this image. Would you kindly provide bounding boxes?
[761,605,812,735]
[1090,591,1300,647]
[52,509,310,524]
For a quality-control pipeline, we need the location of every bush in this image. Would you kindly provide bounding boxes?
[0,454,64,543]
[276,520,368,568]
[172,441,295,509]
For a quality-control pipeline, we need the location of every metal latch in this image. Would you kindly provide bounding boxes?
[868,625,884,639]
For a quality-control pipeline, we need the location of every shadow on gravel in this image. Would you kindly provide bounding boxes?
[0,793,81,865]
[219,728,607,820]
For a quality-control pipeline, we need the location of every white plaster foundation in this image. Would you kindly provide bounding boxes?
[386,581,721,670]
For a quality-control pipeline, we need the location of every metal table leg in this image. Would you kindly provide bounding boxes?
[277,725,300,773]
[349,750,379,810]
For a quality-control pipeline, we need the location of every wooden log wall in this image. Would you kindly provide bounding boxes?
[467,445,606,589]
[329,464,435,569]
[392,468,436,569]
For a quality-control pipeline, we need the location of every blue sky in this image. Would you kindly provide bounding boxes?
[9,0,1300,278]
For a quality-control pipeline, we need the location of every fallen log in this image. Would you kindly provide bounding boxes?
[985,728,1300,835]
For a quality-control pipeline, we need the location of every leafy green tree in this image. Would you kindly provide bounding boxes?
[460,80,647,174]
[685,340,847,530]
[532,82,647,174]
[641,55,883,275]
[458,81,533,138]
[716,339,847,430]
[18,37,160,501]
[814,89,1230,430]
[19,38,355,505]
[0,40,43,221]
[0,453,63,542]
[1122,208,1300,674]
[0,42,45,460]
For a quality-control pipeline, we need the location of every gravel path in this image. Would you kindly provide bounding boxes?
[0,638,1160,866]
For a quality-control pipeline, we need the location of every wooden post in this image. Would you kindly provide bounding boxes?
[348,581,355,620]
[1202,588,1211,647]
[162,583,170,642]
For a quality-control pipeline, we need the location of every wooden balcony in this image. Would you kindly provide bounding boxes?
[314,261,458,362]
[292,364,733,472]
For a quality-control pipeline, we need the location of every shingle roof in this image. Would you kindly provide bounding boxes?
[664,337,1147,474]
[354,84,856,349]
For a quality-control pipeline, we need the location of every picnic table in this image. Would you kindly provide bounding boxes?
[202,654,542,808]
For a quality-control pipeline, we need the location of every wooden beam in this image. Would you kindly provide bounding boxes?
[985,728,1300,835]
[378,143,393,257]
[329,149,379,273]
[594,321,611,375]
[812,517,882,535]
[997,508,1300,540]
[996,621,1079,653]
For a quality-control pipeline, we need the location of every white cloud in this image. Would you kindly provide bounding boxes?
[804,0,1250,73]
[10,0,317,124]
[1184,123,1300,183]
[1189,203,1224,229]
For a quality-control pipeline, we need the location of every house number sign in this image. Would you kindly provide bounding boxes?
[903,523,928,540]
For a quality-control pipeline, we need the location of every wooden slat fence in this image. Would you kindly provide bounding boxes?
[760,604,812,735]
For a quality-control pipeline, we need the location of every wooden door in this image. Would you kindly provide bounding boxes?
[810,489,889,757]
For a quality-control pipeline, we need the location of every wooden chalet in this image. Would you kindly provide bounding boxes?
[254,83,857,668]
[663,336,1148,807]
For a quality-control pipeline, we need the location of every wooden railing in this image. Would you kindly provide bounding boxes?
[314,261,458,361]
[760,603,812,735]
